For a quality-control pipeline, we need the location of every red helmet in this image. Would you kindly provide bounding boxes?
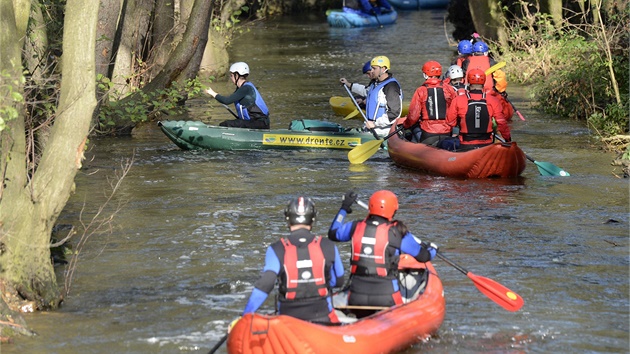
[368,190,399,220]
[467,68,486,85]
[422,61,442,77]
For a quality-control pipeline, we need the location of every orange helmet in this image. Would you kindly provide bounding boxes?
[422,61,442,77]
[368,190,399,220]
[467,68,486,85]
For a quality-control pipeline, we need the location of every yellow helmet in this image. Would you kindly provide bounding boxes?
[371,56,390,70]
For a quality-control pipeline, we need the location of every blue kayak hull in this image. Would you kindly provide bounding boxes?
[327,8,397,28]
[389,0,449,10]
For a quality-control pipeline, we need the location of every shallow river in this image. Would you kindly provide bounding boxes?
[5,9,629,354]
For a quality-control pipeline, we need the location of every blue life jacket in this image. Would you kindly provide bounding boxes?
[365,77,401,121]
[235,82,269,120]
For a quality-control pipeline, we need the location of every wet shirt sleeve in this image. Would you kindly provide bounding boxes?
[243,246,280,314]
[215,84,256,107]
[328,209,355,242]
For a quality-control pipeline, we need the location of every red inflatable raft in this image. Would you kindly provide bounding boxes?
[227,256,444,354]
[387,119,527,178]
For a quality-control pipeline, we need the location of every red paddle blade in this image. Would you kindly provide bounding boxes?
[468,272,524,312]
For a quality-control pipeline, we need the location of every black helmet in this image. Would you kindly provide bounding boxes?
[285,196,317,226]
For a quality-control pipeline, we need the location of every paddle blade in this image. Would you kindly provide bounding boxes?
[468,272,524,312]
[534,160,570,177]
[348,139,383,164]
[344,110,360,120]
[485,61,506,75]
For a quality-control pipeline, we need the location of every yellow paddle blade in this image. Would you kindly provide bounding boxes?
[343,109,360,120]
[485,61,506,75]
[347,139,383,164]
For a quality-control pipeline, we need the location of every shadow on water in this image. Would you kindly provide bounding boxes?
[7,10,629,354]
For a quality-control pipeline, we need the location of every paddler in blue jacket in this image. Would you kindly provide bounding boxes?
[206,62,270,129]
[328,190,438,318]
[340,56,402,138]
[239,197,345,325]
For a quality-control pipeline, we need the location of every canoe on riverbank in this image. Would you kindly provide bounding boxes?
[158,119,377,151]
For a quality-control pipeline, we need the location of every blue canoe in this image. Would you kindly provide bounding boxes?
[327,8,397,28]
[388,0,449,10]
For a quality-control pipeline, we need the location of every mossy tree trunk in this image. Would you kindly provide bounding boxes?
[0,0,99,313]
[467,0,509,47]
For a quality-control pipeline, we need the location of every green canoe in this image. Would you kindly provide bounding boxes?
[158,119,377,151]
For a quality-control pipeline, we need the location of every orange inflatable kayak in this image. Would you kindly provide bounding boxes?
[227,256,444,354]
[387,118,527,178]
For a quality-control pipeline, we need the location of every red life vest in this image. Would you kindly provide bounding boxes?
[350,221,393,277]
[281,236,328,300]
[464,55,493,90]
[423,82,448,120]
[460,91,492,142]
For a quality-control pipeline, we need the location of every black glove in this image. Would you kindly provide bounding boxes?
[396,125,405,138]
[340,191,357,213]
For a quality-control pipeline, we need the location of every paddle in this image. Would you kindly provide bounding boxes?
[221,104,239,119]
[503,94,527,121]
[208,333,228,354]
[494,134,570,176]
[435,253,524,312]
[344,108,360,120]
[348,125,404,164]
[370,8,383,28]
[484,61,506,76]
[354,200,524,312]
[342,84,380,140]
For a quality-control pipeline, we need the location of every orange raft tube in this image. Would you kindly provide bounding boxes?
[227,255,445,354]
[387,118,527,178]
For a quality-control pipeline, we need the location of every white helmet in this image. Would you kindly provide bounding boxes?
[229,62,249,76]
[447,65,464,80]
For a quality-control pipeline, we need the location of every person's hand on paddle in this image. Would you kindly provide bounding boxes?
[364,120,376,130]
[422,242,439,260]
[340,191,358,214]
[339,78,351,89]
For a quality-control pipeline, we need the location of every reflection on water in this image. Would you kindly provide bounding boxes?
[6,10,629,354]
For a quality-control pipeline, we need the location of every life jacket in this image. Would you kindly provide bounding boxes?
[234,82,270,120]
[350,221,394,277]
[460,91,492,142]
[463,55,493,91]
[423,82,448,120]
[451,82,467,95]
[365,76,401,122]
[280,236,328,300]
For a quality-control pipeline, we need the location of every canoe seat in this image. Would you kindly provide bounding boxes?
[289,119,344,133]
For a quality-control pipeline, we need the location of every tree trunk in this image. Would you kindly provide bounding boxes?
[110,0,154,97]
[147,0,177,81]
[23,0,49,84]
[0,0,99,311]
[540,0,563,29]
[109,0,213,133]
[467,0,509,47]
[95,0,123,84]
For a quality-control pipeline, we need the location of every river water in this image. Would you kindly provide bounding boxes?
[5,9,629,354]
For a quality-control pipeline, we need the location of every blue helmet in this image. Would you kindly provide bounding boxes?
[457,40,473,55]
[473,41,489,53]
[362,61,372,74]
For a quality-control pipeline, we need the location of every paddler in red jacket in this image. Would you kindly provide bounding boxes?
[446,69,511,150]
[402,61,456,146]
